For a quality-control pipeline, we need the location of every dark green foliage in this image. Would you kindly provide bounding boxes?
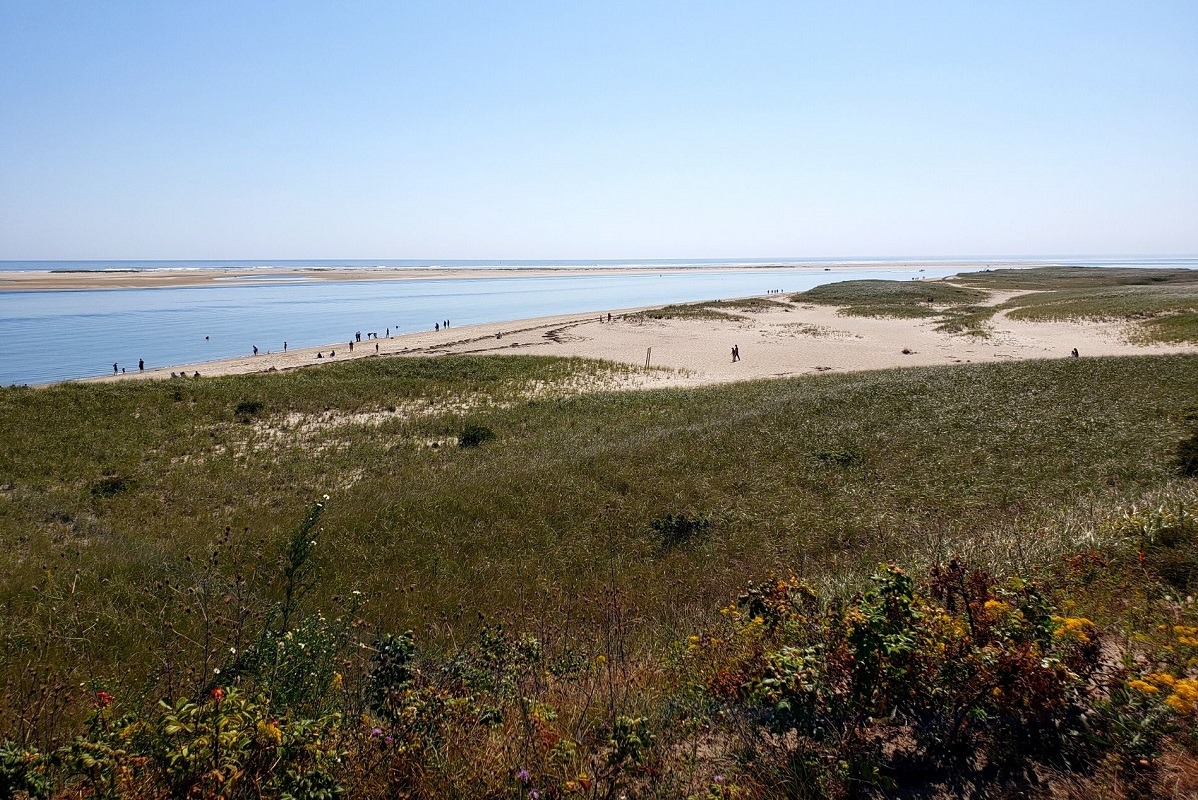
[233,399,264,421]
[1178,430,1198,477]
[368,631,417,720]
[275,500,324,635]
[651,511,711,549]
[1137,508,1198,592]
[458,423,494,448]
[0,740,50,800]
[89,474,129,497]
[813,448,862,468]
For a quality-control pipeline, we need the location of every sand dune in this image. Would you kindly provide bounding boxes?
[87,289,1198,389]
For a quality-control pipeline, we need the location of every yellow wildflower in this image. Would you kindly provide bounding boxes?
[1128,679,1159,695]
[1053,617,1095,644]
[255,720,284,746]
[1165,694,1194,714]
[1146,672,1176,687]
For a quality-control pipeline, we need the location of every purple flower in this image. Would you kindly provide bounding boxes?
[516,769,531,784]
[371,727,383,737]
[714,775,725,783]
[529,792,540,800]
[384,735,394,745]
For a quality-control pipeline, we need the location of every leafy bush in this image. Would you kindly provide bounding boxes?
[458,423,494,448]
[368,631,418,720]
[700,563,1107,793]
[651,511,711,549]
[0,740,50,799]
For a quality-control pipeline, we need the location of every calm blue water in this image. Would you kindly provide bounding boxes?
[1,257,1195,385]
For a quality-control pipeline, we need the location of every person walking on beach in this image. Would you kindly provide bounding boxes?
[113,362,118,375]
[349,340,353,352]
[375,342,379,353]
[435,322,440,331]
[253,345,259,355]
[138,359,144,371]
[283,341,288,352]
[732,345,740,362]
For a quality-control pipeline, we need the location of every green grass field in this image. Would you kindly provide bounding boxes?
[3,350,1198,797]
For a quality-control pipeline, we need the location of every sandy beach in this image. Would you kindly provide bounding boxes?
[86,283,1198,389]
[1,261,1018,292]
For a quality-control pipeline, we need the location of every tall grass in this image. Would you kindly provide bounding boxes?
[3,353,1197,696]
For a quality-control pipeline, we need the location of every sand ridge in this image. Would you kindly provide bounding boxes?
[85,288,1198,389]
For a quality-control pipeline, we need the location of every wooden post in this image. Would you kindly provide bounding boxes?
[645,347,652,369]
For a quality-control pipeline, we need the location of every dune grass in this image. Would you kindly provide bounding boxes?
[3,354,1197,679]
[632,296,790,322]
[948,266,1198,344]
[793,279,994,335]
[3,352,1198,796]
[952,265,1198,291]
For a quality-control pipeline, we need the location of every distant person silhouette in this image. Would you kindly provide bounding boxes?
[732,345,740,362]
[113,362,118,375]
[283,341,287,352]
[253,345,258,355]
[139,359,144,371]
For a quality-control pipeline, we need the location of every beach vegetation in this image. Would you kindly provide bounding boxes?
[951,267,1198,344]
[634,297,789,322]
[458,423,494,448]
[233,399,264,421]
[650,510,711,549]
[793,279,995,335]
[1179,430,1198,477]
[3,353,1198,795]
[89,474,130,497]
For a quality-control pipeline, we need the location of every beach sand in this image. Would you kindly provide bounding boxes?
[1,261,1014,292]
[86,286,1198,389]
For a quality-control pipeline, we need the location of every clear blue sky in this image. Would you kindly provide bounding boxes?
[1,1,1195,259]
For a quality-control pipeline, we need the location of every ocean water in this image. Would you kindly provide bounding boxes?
[1,257,1194,385]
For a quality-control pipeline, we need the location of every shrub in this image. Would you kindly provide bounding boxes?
[813,448,862,468]
[1119,505,1198,591]
[458,424,495,448]
[706,563,1105,793]
[368,632,418,720]
[233,399,264,421]
[1178,430,1198,477]
[90,474,129,497]
[651,512,711,549]
[0,740,50,800]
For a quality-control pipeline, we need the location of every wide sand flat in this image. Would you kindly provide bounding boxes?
[87,289,1198,389]
[0,262,980,292]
